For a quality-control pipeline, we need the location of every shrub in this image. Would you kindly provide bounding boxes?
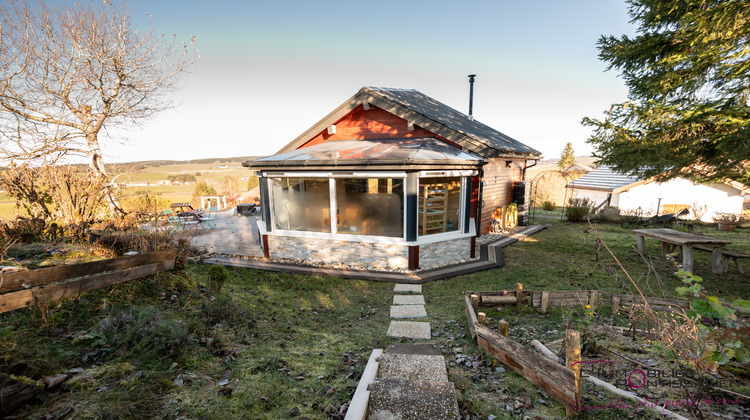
[1,217,52,243]
[94,230,178,256]
[192,181,217,205]
[247,175,259,191]
[207,264,229,292]
[565,206,590,222]
[542,201,556,211]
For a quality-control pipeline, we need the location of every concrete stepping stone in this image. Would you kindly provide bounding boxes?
[387,321,431,339]
[390,305,427,319]
[393,294,425,305]
[384,343,441,356]
[393,283,422,294]
[378,353,449,384]
[368,378,460,419]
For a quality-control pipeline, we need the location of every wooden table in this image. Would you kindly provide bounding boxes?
[633,228,732,274]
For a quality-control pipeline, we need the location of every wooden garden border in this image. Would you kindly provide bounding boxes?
[467,288,690,314]
[0,251,176,313]
[465,288,581,416]
[464,286,692,417]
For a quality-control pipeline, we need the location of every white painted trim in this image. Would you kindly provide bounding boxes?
[259,218,476,247]
[419,170,477,177]
[329,178,337,235]
[264,171,407,178]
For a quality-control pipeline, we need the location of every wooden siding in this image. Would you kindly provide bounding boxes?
[480,158,524,233]
[299,104,451,148]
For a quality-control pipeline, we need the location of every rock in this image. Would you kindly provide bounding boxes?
[217,379,229,386]
[495,367,505,373]
[290,407,299,417]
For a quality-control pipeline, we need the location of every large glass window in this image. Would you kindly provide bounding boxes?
[335,178,404,237]
[418,177,462,235]
[271,178,331,232]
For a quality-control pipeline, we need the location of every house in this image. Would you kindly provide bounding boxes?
[244,86,541,270]
[566,165,750,221]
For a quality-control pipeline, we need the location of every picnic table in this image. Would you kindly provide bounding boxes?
[633,228,731,274]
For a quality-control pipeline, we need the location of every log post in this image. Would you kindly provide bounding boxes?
[470,294,479,312]
[498,320,509,338]
[611,296,620,315]
[589,290,600,309]
[565,329,581,417]
[540,291,550,314]
[515,283,523,313]
[477,312,486,325]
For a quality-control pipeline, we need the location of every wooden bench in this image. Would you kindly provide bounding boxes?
[694,246,749,274]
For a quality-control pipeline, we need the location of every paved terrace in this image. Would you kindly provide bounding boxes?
[187,211,263,257]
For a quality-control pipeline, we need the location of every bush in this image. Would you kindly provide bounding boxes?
[192,181,217,205]
[1,217,57,243]
[94,230,178,256]
[565,206,590,222]
[542,201,556,211]
[247,175,259,191]
[207,264,229,292]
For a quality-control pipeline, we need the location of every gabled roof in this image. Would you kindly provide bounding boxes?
[277,86,541,159]
[565,165,644,193]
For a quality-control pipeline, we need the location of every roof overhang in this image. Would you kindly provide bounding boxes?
[245,138,487,172]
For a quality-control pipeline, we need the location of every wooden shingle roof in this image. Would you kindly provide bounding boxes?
[277,86,541,159]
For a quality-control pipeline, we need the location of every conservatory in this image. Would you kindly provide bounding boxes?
[244,138,486,270]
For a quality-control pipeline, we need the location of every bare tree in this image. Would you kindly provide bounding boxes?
[0,0,195,213]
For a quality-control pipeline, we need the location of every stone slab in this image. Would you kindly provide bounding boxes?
[378,354,449,384]
[393,283,422,294]
[368,378,460,420]
[384,343,442,356]
[387,321,431,339]
[393,294,425,305]
[389,305,427,319]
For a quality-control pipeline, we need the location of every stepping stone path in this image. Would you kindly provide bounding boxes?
[361,284,460,419]
[388,284,429,339]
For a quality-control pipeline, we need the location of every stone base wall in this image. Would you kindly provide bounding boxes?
[267,236,409,270]
[265,235,473,271]
[419,238,472,270]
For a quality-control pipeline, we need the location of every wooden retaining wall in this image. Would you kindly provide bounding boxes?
[465,293,581,416]
[0,251,176,313]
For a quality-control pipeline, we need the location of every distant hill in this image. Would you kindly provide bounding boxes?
[107,156,260,172]
[534,155,599,168]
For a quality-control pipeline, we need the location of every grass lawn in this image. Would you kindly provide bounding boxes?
[2,219,749,419]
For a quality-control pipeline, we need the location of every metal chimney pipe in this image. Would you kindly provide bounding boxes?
[468,74,476,120]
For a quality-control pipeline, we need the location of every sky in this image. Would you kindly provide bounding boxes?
[102,0,636,163]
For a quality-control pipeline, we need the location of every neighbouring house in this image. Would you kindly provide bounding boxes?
[244,86,541,270]
[566,165,750,221]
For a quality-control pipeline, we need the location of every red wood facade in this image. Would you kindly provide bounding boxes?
[300,104,452,147]
[479,158,525,234]
[296,103,525,235]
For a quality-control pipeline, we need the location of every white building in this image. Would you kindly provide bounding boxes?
[566,166,749,221]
